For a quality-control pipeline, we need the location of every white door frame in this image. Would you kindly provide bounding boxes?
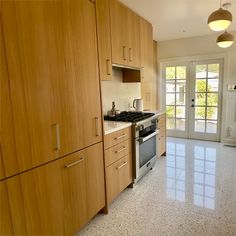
[160,53,227,142]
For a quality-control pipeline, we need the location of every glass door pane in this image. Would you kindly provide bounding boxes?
[190,60,222,141]
[165,65,188,137]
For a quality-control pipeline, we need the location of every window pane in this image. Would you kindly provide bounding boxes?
[207,107,217,119]
[167,118,175,129]
[176,80,186,92]
[208,79,219,92]
[166,106,175,118]
[166,67,175,80]
[176,66,186,80]
[195,120,205,132]
[206,121,217,133]
[195,93,206,106]
[166,93,175,105]
[195,107,205,119]
[196,65,207,78]
[166,81,175,92]
[208,64,219,78]
[176,106,185,118]
[176,93,185,105]
[176,119,185,131]
[196,79,206,92]
[207,93,218,106]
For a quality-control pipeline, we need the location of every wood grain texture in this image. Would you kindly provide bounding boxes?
[0,15,18,180]
[1,0,102,177]
[96,0,112,81]
[6,142,105,235]
[0,180,13,235]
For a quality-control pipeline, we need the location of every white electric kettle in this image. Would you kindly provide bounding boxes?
[133,99,143,112]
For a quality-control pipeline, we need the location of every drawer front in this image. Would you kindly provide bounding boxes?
[106,154,132,204]
[105,139,131,167]
[104,127,131,149]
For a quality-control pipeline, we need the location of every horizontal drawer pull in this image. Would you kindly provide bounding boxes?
[115,146,126,153]
[116,161,127,170]
[114,134,127,140]
[64,158,84,168]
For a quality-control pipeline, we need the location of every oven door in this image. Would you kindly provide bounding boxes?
[135,130,158,180]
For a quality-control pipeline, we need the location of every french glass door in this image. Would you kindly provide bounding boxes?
[189,60,222,141]
[164,59,223,141]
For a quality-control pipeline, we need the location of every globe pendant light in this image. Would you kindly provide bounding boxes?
[217,31,234,48]
[208,1,232,31]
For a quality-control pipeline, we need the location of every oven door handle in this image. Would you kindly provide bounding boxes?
[139,130,159,143]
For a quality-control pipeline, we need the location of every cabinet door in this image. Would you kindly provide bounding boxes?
[85,142,105,220]
[96,0,112,81]
[127,9,140,68]
[110,0,127,65]
[0,180,13,235]
[1,0,102,177]
[0,16,18,179]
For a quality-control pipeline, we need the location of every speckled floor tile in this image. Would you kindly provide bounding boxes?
[78,138,236,236]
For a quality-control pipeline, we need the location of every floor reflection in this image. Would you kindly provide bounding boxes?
[166,139,216,210]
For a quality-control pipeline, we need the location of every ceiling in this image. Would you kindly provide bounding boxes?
[120,0,236,41]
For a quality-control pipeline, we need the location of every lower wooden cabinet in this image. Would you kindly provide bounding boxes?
[106,154,132,203]
[3,142,105,235]
[104,127,133,204]
[157,113,166,157]
[0,180,13,235]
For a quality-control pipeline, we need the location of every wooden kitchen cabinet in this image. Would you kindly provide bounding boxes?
[157,113,166,157]
[0,180,13,235]
[110,0,140,68]
[1,0,102,177]
[0,16,18,180]
[5,142,105,235]
[104,127,133,204]
[96,0,112,81]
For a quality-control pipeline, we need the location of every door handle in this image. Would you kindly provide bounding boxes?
[64,158,84,168]
[115,146,126,153]
[114,134,127,140]
[129,48,132,62]
[106,59,111,75]
[53,123,61,151]
[95,117,100,137]
[123,46,127,61]
[116,161,127,170]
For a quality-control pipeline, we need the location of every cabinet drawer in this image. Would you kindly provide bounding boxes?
[104,127,131,149]
[105,139,131,167]
[106,154,132,204]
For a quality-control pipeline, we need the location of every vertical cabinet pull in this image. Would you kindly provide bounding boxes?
[129,48,132,62]
[123,46,127,61]
[106,59,111,75]
[54,123,61,151]
[95,117,100,137]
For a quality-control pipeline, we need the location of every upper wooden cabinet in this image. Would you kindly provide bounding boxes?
[96,0,112,81]
[1,0,102,177]
[110,0,140,68]
[0,16,18,180]
[5,142,105,235]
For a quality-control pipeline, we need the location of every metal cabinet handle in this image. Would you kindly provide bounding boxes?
[64,158,84,168]
[116,161,127,170]
[115,146,126,153]
[95,117,100,137]
[114,134,127,140]
[106,59,111,75]
[54,123,61,150]
[129,48,132,62]
[123,46,127,60]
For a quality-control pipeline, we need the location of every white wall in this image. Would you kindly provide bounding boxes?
[157,32,236,144]
[101,68,141,114]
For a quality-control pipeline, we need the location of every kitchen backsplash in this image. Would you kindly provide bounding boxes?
[101,68,141,114]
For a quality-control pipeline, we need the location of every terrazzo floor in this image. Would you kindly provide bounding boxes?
[78,137,236,236]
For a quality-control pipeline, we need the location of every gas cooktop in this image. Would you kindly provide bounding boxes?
[104,111,155,123]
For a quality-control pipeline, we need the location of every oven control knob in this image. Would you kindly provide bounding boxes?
[138,125,144,131]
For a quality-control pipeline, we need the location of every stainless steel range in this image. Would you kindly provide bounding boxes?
[104,111,158,182]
